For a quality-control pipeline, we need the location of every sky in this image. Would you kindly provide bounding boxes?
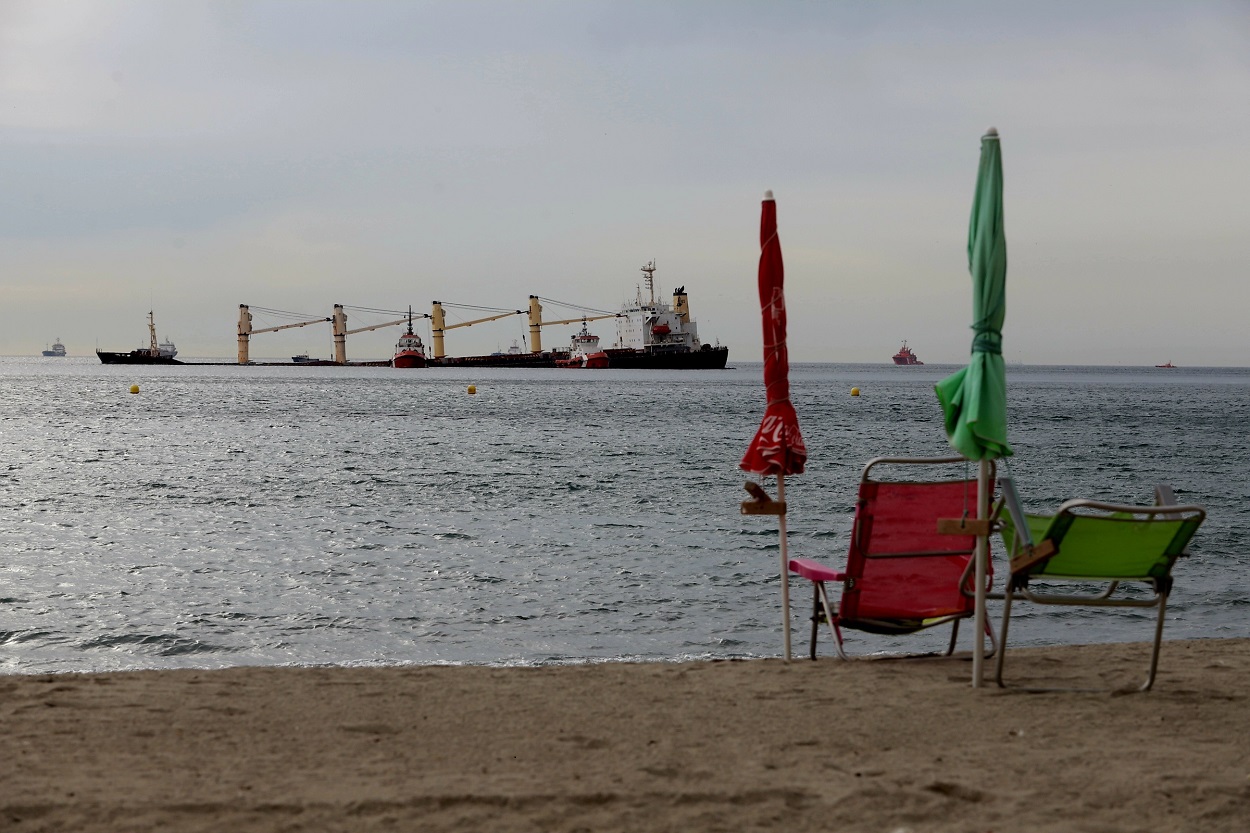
[2,0,1247,364]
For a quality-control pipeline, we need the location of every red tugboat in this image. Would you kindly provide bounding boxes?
[892,341,924,365]
[555,320,609,368]
[392,307,427,368]
[1155,361,1177,369]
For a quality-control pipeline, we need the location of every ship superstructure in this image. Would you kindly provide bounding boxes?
[602,262,728,369]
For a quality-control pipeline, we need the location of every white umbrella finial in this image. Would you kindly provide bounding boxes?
[985,126,999,137]
[764,189,774,200]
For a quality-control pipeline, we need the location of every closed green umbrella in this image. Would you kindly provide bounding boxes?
[935,126,1011,686]
[936,126,1012,462]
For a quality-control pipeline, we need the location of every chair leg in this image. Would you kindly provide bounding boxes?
[1142,592,1169,692]
[983,612,998,660]
[945,618,961,656]
[808,582,821,661]
[944,614,996,659]
[817,583,847,660]
[995,589,1014,687]
[805,581,844,660]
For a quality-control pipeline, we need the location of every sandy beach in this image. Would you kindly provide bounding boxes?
[3,638,1249,832]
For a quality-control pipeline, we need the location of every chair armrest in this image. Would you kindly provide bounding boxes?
[789,558,845,583]
[1009,539,1057,574]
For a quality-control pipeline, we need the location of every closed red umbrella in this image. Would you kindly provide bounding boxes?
[741,190,806,660]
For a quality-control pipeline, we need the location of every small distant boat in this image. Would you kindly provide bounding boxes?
[892,341,924,366]
[555,320,610,368]
[290,353,339,366]
[392,307,427,369]
[96,312,181,365]
[1155,361,1177,369]
[490,341,525,357]
[42,338,67,357]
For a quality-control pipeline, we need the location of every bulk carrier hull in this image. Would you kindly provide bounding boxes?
[430,351,559,368]
[429,344,728,369]
[602,344,728,369]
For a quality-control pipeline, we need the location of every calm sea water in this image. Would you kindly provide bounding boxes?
[2,357,1247,674]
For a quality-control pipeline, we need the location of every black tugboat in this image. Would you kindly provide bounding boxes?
[97,312,182,365]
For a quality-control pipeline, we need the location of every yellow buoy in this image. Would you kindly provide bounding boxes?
[850,387,860,397]
[129,384,140,394]
[467,385,477,395]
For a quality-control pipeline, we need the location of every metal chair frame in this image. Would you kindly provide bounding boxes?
[792,456,998,661]
[994,478,1205,691]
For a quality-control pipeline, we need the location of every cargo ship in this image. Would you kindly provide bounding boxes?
[599,262,728,369]
[429,262,728,369]
[42,338,67,357]
[892,341,923,366]
[97,312,182,365]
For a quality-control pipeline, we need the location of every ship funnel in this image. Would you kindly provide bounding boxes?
[673,286,690,324]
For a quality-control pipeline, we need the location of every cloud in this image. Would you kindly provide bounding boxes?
[0,1,1247,363]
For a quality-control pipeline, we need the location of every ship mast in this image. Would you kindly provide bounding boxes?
[147,311,158,354]
[641,261,656,307]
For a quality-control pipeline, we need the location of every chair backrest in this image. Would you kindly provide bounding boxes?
[1000,500,1206,581]
[838,457,994,624]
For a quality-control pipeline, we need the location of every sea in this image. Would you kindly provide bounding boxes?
[2,357,1247,675]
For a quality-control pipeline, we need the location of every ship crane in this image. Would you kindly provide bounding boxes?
[530,311,623,354]
[343,315,429,336]
[237,305,331,365]
[526,295,623,354]
[430,303,525,360]
[331,305,434,364]
[537,312,622,327]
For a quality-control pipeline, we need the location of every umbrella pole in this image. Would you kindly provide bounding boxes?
[972,458,990,687]
[778,475,792,662]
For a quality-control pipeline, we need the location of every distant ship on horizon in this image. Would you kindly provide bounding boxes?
[892,341,924,366]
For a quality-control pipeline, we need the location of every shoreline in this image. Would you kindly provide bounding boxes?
[4,637,1248,832]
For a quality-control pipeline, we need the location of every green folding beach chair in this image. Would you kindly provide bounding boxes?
[994,478,1206,691]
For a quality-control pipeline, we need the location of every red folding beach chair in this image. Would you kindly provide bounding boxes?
[789,457,996,660]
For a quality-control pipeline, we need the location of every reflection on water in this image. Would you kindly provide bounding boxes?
[2,358,1248,673]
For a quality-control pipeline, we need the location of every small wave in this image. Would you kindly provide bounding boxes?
[78,632,236,657]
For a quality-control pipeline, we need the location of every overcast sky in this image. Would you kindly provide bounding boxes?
[2,0,1247,364]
